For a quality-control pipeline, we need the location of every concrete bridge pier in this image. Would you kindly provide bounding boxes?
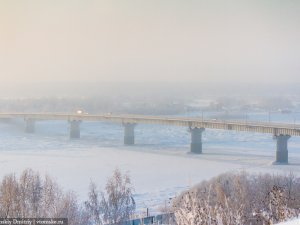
[274,134,291,164]
[69,120,81,139]
[123,123,136,145]
[190,127,205,154]
[25,119,35,133]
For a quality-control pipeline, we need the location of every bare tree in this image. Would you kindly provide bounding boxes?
[0,168,135,225]
[85,182,103,225]
[85,168,136,225]
[0,174,19,217]
[0,169,89,225]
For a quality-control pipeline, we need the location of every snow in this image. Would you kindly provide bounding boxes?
[277,218,300,225]
[0,111,300,214]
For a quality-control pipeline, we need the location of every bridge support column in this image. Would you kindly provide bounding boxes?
[25,119,35,133]
[274,134,290,164]
[190,127,205,154]
[123,123,136,145]
[69,120,81,139]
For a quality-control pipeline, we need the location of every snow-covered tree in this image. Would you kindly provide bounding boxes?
[0,169,89,225]
[173,172,300,225]
[85,168,136,225]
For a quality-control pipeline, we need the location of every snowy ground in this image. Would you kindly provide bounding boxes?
[0,111,300,214]
[277,218,300,225]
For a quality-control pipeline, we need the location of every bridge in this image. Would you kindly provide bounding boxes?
[0,112,299,164]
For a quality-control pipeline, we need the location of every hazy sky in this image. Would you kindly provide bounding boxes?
[0,0,299,85]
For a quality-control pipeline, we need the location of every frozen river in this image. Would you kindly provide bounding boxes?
[0,111,300,214]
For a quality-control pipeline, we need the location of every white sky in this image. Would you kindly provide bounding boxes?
[0,0,299,84]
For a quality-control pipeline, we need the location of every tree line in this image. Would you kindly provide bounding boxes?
[0,169,299,225]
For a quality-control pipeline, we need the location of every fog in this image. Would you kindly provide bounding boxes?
[1,2,300,219]
[0,0,299,94]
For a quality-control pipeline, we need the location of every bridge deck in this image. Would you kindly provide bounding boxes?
[0,113,300,136]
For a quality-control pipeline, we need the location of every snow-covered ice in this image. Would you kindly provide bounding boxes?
[0,111,300,214]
